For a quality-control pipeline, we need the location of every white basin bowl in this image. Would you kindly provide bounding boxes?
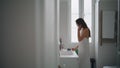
[59,49,79,68]
[60,50,73,55]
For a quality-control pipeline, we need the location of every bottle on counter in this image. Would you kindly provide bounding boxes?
[59,38,64,50]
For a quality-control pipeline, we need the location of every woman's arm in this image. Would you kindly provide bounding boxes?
[72,45,79,51]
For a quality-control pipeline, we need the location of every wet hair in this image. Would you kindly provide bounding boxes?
[76,18,88,28]
[75,18,91,37]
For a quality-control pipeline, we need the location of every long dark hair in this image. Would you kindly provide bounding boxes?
[76,18,91,37]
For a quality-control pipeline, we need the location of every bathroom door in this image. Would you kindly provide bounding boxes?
[117,0,120,68]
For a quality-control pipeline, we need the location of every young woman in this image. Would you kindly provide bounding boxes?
[72,18,91,68]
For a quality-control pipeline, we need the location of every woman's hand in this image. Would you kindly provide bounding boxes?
[71,46,79,51]
[72,48,76,51]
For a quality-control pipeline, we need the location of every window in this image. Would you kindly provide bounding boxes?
[71,0,92,43]
[84,0,92,42]
[71,0,79,43]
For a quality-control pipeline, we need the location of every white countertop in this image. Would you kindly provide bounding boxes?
[59,49,79,58]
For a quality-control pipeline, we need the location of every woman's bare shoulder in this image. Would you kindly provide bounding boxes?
[83,28,89,32]
[83,28,89,37]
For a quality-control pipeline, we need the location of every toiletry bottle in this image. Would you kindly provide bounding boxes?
[59,38,63,50]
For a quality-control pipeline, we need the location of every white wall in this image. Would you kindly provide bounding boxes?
[60,0,70,48]
[44,0,58,68]
[0,0,44,68]
[35,0,44,68]
[0,0,59,68]
[95,0,118,68]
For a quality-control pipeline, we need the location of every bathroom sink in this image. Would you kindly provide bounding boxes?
[59,49,79,68]
[60,50,73,55]
[59,49,79,58]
